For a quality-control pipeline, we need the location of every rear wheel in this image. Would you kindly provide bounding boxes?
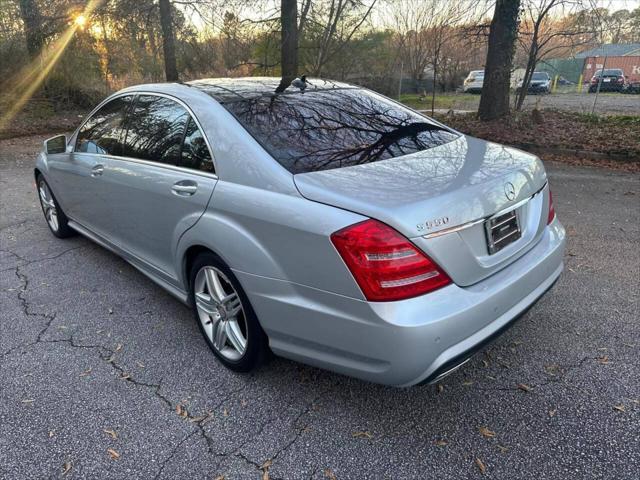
[36,174,75,238]
[189,252,269,372]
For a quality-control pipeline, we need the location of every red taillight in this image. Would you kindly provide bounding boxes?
[330,219,451,302]
[547,189,556,224]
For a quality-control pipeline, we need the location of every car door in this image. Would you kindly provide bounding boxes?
[94,94,218,284]
[48,95,134,234]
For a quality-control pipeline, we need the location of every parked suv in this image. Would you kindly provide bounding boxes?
[517,72,551,94]
[589,69,625,92]
[463,70,484,93]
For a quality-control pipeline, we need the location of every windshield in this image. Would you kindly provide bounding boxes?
[531,72,549,80]
[219,88,459,174]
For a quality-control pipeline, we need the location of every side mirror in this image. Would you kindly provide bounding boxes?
[44,135,67,154]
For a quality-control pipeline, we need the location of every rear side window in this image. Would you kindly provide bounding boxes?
[122,95,189,164]
[75,95,133,155]
[220,88,459,174]
[180,118,214,173]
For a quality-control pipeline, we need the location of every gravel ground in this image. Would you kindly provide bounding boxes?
[1,135,638,479]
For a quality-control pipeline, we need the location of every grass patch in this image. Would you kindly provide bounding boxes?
[400,93,479,111]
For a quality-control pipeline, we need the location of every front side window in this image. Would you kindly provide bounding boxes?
[180,118,214,173]
[75,95,133,155]
[220,88,459,174]
[122,95,189,164]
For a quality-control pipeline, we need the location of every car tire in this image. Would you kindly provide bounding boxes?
[189,252,269,373]
[36,174,75,238]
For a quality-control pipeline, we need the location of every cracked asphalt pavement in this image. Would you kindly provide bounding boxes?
[1,135,638,479]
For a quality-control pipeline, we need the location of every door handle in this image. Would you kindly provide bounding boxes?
[171,180,198,196]
[91,164,104,177]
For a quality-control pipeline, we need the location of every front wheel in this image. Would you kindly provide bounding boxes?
[189,252,269,372]
[36,174,75,238]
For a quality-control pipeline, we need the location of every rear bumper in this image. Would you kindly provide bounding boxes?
[235,219,566,387]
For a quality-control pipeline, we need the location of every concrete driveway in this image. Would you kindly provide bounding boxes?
[1,135,638,479]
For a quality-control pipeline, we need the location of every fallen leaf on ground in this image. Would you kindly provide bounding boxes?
[517,383,531,392]
[434,439,448,446]
[49,431,55,437]
[462,380,474,386]
[497,445,509,454]
[545,364,560,376]
[136,361,145,368]
[260,460,272,480]
[223,407,229,417]
[62,461,72,475]
[214,476,225,480]
[482,359,489,368]
[597,356,610,365]
[613,404,625,412]
[324,468,337,480]
[104,429,118,440]
[120,373,131,380]
[80,367,92,377]
[436,384,444,394]
[176,404,188,418]
[115,343,123,352]
[479,426,496,438]
[352,431,373,439]
[549,408,557,417]
[108,308,113,314]
[21,399,34,404]
[107,448,120,459]
[475,457,486,474]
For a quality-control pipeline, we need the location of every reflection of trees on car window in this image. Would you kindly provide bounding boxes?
[222,88,459,174]
[180,117,214,173]
[122,95,188,165]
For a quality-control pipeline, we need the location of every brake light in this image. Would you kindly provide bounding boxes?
[547,189,556,224]
[331,219,451,302]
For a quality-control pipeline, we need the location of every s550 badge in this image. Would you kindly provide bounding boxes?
[417,216,449,231]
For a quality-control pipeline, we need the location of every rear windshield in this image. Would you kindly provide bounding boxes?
[532,72,549,80]
[219,88,459,174]
[597,69,623,76]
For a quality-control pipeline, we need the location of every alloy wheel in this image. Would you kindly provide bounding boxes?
[194,266,248,360]
[38,180,59,232]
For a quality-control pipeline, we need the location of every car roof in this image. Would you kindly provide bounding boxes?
[187,77,356,103]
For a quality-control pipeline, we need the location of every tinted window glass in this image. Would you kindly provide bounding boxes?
[221,89,458,174]
[122,95,189,164]
[180,118,214,173]
[75,95,133,155]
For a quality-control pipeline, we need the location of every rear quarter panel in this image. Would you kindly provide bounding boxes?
[176,181,367,299]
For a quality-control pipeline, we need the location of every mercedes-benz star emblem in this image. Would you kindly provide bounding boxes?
[504,182,516,201]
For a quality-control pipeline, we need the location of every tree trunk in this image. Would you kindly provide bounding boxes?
[18,0,45,60]
[478,0,521,120]
[515,41,538,111]
[276,0,298,92]
[158,0,179,82]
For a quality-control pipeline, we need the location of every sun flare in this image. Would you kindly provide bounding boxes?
[74,14,87,28]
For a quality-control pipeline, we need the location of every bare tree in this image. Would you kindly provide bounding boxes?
[387,0,478,113]
[478,0,521,120]
[159,0,179,81]
[276,0,298,92]
[306,0,377,77]
[17,0,45,59]
[513,0,595,111]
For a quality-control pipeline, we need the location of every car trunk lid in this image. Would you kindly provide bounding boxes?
[294,135,549,286]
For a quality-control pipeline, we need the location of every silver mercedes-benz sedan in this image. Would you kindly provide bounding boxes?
[35,78,565,386]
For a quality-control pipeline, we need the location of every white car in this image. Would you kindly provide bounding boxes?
[463,70,484,93]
